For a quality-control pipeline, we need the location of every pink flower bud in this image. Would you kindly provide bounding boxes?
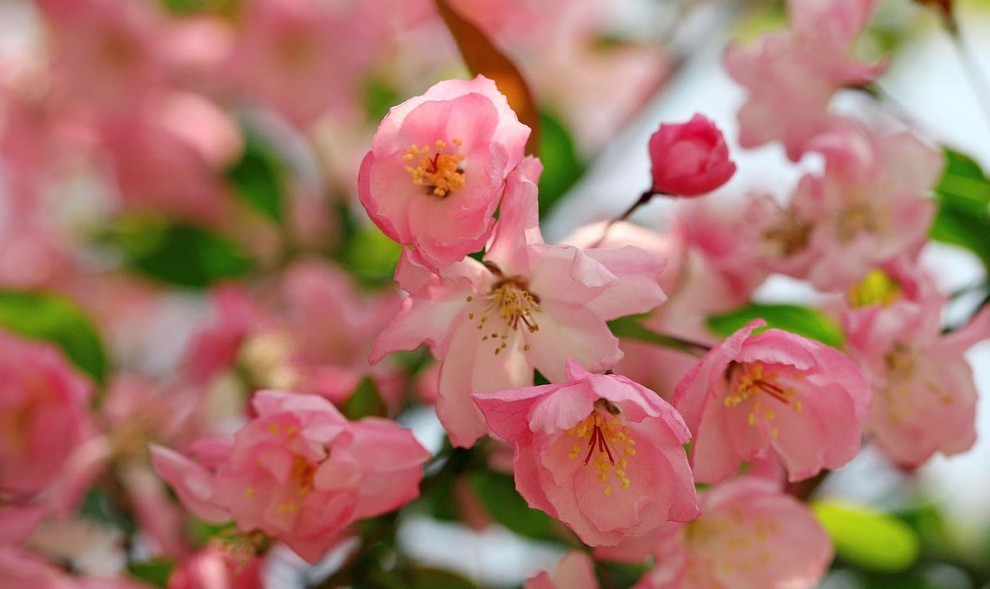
[647,114,736,197]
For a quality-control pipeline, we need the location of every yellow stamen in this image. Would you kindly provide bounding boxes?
[404,139,466,197]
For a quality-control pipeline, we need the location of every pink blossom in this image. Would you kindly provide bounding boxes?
[0,330,93,496]
[166,547,263,589]
[772,122,941,290]
[724,0,885,160]
[358,75,530,268]
[648,114,736,197]
[606,478,832,589]
[473,360,699,546]
[524,551,599,589]
[151,390,429,563]
[229,0,385,127]
[38,0,168,113]
[843,264,990,465]
[371,158,667,446]
[96,94,235,225]
[673,321,870,484]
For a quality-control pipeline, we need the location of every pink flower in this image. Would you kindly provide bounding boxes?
[648,114,736,197]
[524,551,599,589]
[773,122,941,290]
[843,264,990,465]
[673,320,870,484]
[473,360,699,546]
[0,330,93,497]
[608,478,832,589]
[166,547,263,589]
[358,75,530,268]
[371,158,667,446]
[151,390,429,563]
[724,0,885,160]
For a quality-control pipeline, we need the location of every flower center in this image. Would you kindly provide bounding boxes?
[835,201,880,243]
[848,268,902,308]
[403,139,466,197]
[763,208,811,256]
[565,401,636,496]
[724,362,803,437]
[466,278,542,356]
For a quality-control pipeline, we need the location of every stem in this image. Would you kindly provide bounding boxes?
[593,189,656,247]
[607,317,711,357]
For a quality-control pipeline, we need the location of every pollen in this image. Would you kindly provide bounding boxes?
[404,139,466,197]
[472,277,542,356]
[724,362,803,428]
[849,268,901,308]
[566,401,636,495]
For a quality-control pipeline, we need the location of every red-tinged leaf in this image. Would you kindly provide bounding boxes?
[434,0,541,154]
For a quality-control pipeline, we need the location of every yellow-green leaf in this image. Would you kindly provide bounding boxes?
[813,499,921,573]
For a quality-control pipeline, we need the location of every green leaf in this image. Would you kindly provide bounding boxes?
[343,377,387,420]
[608,314,710,355]
[468,468,558,542]
[812,499,921,573]
[405,567,478,589]
[706,303,845,348]
[127,560,174,588]
[538,110,585,218]
[0,290,108,383]
[339,225,402,288]
[111,217,254,289]
[363,77,402,122]
[226,127,285,222]
[930,148,990,270]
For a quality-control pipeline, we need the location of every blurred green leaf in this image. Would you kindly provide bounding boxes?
[468,468,558,542]
[363,77,402,122]
[405,567,478,589]
[340,225,403,287]
[930,148,990,270]
[111,217,254,289]
[609,314,709,355]
[813,499,921,573]
[226,127,285,223]
[127,560,174,588]
[706,303,845,348]
[0,290,108,383]
[343,377,387,420]
[538,110,585,219]
[80,488,136,535]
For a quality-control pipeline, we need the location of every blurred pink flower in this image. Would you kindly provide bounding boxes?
[779,122,941,290]
[601,478,832,589]
[166,547,263,589]
[0,331,93,497]
[648,114,736,197]
[524,551,599,589]
[724,0,885,160]
[843,263,990,465]
[151,390,429,563]
[372,158,666,446]
[673,321,870,484]
[358,75,530,268]
[474,360,699,546]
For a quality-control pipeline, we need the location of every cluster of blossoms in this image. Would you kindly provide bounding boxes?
[1,0,989,587]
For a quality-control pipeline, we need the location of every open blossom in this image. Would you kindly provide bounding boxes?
[151,390,429,563]
[524,551,599,589]
[371,158,667,446]
[474,360,699,546]
[724,0,884,160]
[765,122,941,291]
[843,264,990,465]
[358,75,530,268]
[600,478,831,589]
[648,114,736,197]
[0,330,93,497]
[673,321,870,484]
